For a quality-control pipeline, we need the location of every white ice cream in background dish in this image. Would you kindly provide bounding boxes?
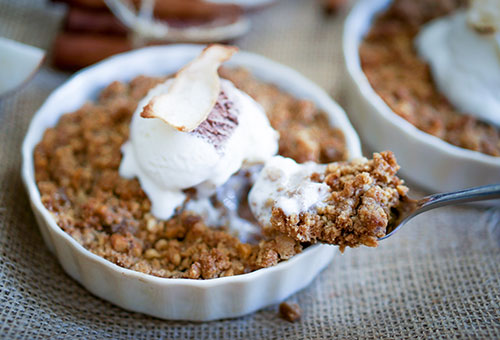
[248,156,330,228]
[120,45,279,220]
[415,0,500,127]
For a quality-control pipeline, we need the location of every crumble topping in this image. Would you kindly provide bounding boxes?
[264,152,409,252]
[360,0,500,156]
[219,67,348,163]
[34,69,347,279]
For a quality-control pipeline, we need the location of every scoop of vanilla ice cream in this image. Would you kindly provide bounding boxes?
[120,78,279,220]
[415,10,500,127]
[248,156,330,228]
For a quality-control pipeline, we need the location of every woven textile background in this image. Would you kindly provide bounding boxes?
[0,0,499,338]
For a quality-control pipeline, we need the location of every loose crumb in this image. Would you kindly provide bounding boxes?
[279,302,302,323]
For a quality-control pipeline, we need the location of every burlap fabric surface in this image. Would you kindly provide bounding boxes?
[1,0,499,338]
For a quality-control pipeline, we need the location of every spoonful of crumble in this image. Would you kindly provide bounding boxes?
[249,151,500,252]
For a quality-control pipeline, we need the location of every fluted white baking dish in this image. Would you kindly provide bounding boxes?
[22,44,362,321]
[343,0,500,194]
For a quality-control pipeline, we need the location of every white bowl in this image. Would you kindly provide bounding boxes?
[22,44,362,321]
[343,0,500,194]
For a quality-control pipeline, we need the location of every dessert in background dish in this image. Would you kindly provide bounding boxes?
[415,0,500,127]
[34,45,351,279]
[250,151,408,252]
[360,0,500,156]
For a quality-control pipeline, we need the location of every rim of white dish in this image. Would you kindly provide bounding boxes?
[206,0,276,8]
[22,44,361,288]
[343,0,500,167]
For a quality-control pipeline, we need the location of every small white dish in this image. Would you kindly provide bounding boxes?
[343,0,500,194]
[0,37,45,98]
[22,44,362,321]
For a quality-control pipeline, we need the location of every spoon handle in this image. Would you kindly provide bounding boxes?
[418,183,500,212]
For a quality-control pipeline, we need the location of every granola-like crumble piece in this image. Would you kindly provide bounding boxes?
[359,0,500,156]
[268,152,408,252]
[279,302,302,323]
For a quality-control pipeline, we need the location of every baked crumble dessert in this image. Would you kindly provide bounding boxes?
[360,0,500,156]
[34,45,349,279]
[250,151,408,252]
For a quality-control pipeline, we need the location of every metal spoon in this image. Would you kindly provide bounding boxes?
[381,183,500,240]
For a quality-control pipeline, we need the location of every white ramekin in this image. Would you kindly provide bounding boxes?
[22,44,362,321]
[343,0,500,194]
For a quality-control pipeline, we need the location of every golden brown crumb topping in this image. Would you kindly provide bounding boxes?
[220,67,347,163]
[34,69,347,279]
[270,152,408,252]
[359,0,500,156]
